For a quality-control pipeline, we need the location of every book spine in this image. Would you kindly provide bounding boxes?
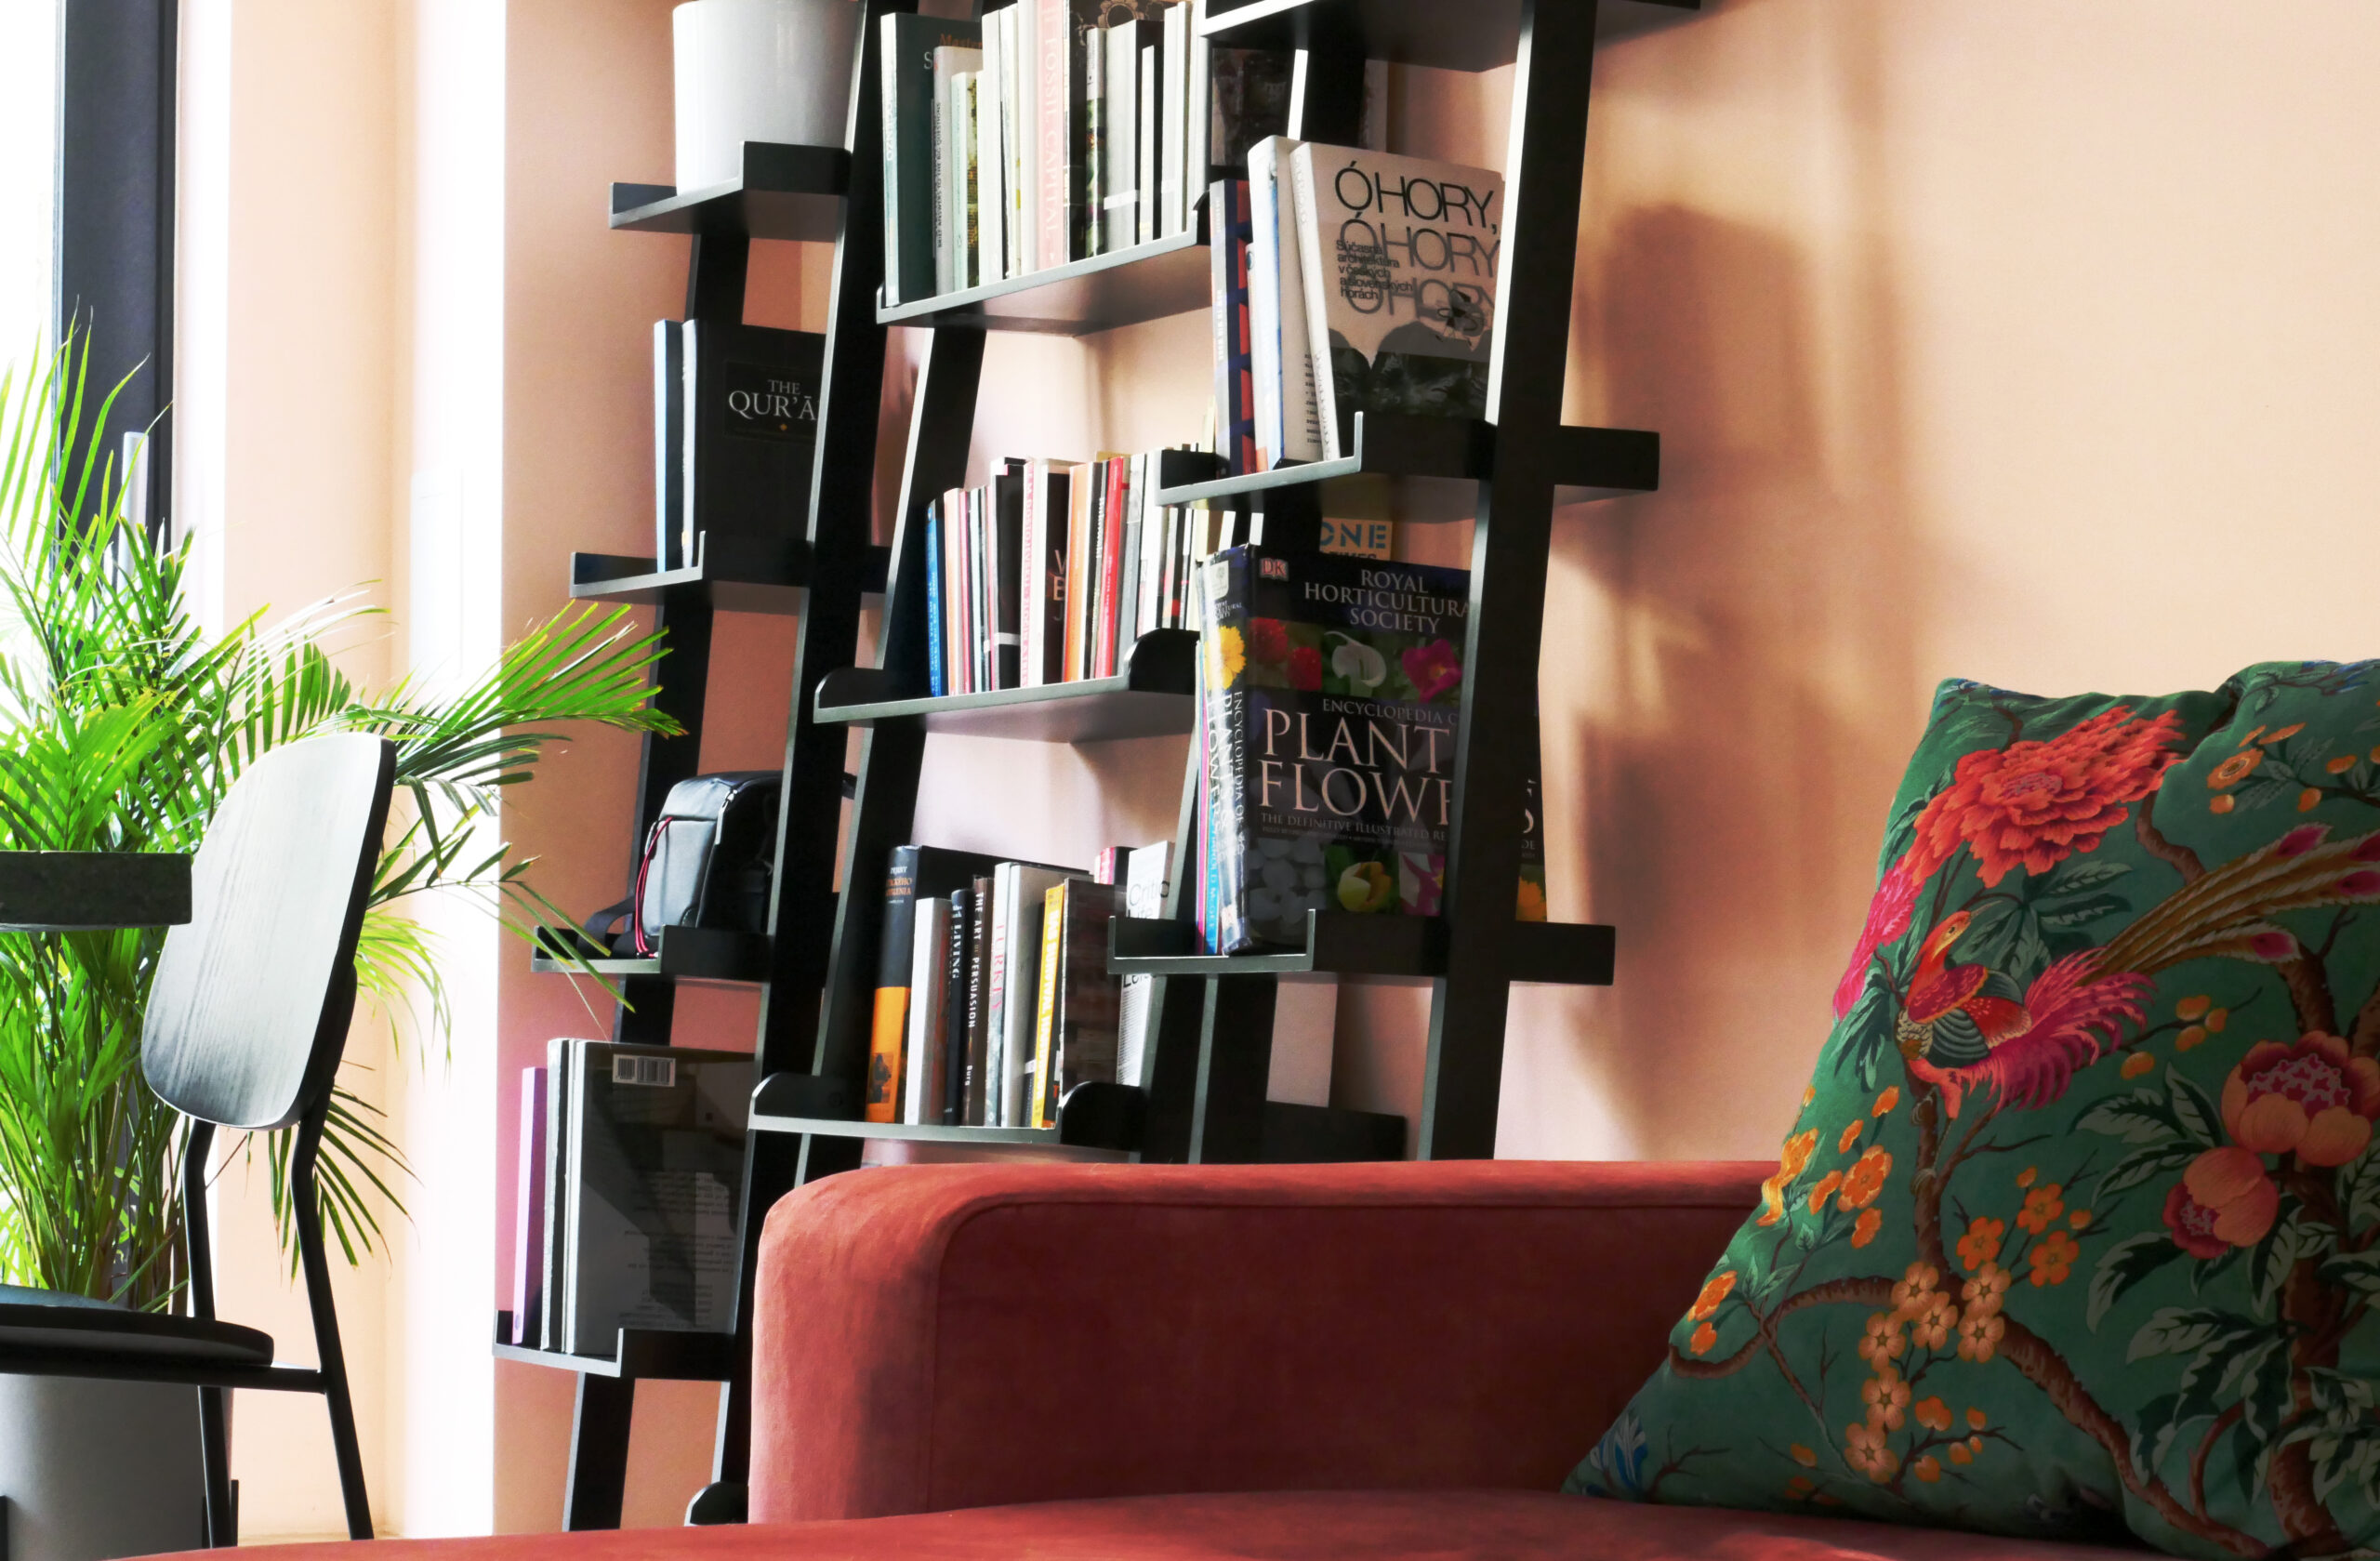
[1098,456,1128,678]
[1102,22,1139,255]
[932,59,952,297]
[1114,452,1146,674]
[1247,140,1284,470]
[1019,461,1044,688]
[654,322,684,568]
[866,845,922,1122]
[1080,18,1104,260]
[1183,15,1210,208]
[879,13,907,308]
[1159,4,1188,237]
[1137,44,1158,246]
[1289,146,1340,461]
[903,896,949,1123]
[962,73,983,287]
[1041,468,1070,684]
[1031,880,1065,1129]
[986,865,1012,1127]
[680,321,700,567]
[510,1065,547,1344]
[925,500,946,697]
[1198,555,1252,954]
[1058,882,1121,1111]
[944,889,971,1124]
[962,873,992,1122]
[1037,0,1068,271]
[1280,143,1325,462]
[1003,6,1028,276]
[994,470,1024,689]
[981,13,1006,282]
[1210,179,1256,475]
[539,1038,572,1350]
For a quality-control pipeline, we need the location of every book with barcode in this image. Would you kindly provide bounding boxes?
[1290,144,1502,458]
[1195,547,1546,954]
[560,1043,754,1357]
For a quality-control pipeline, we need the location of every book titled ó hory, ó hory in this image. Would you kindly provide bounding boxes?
[1195,547,1546,955]
[1289,145,1502,460]
[560,1043,754,1358]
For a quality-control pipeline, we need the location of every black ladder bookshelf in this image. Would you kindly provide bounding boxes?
[508,0,1695,1531]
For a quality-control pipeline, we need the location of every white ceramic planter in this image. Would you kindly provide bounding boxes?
[0,1375,205,1561]
[673,0,864,190]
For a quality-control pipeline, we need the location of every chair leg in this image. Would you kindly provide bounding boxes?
[321,1360,372,1541]
[197,1385,235,1546]
[291,1113,373,1541]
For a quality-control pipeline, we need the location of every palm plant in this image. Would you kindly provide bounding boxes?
[0,337,676,1307]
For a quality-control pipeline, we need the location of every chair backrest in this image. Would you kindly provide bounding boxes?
[143,734,396,1131]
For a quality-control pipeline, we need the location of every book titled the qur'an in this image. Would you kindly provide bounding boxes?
[1289,146,1502,461]
[1197,547,1545,954]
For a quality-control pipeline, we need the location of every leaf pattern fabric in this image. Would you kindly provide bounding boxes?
[1572,663,2380,1558]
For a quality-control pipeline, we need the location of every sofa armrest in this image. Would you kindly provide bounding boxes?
[749,1158,1764,1522]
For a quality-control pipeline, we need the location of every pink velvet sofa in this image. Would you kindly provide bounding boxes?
[204,1160,2161,1560]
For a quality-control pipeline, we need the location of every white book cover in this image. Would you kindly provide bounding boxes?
[1102,21,1141,254]
[1247,138,1286,469]
[1291,143,1504,461]
[879,14,906,307]
[980,11,1008,283]
[679,321,701,563]
[1183,14,1210,224]
[1250,137,1323,465]
[1011,0,1041,275]
[1137,45,1157,246]
[1115,843,1172,1086]
[903,897,950,1123]
[1158,4,1188,238]
[1034,0,1068,271]
[1003,5,1029,276]
[997,864,1073,1126]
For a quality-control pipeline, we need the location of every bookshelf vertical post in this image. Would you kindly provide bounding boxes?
[1420,0,1600,1159]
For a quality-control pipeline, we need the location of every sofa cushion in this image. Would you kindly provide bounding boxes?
[1578,665,2380,1557]
[150,1489,2155,1561]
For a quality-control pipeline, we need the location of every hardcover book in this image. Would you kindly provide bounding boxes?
[882,15,983,307]
[560,1044,753,1357]
[1196,547,1547,953]
[1209,178,1256,475]
[681,322,826,577]
[1289,145,1503,459]
[1028,877,1122,1128]
[869,845,1020,1118]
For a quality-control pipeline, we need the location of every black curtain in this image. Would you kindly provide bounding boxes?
[56,0,178,544]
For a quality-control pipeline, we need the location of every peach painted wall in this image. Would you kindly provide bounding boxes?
[176,0,2380,1535]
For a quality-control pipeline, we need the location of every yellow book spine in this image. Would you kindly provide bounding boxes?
[1031,881,1066,1129]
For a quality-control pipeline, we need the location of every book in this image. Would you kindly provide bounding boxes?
[992,861,1076,1126]
[1137,44,1158,245]
[1115,842,1171,1087]
[1290,145,1503,458]
[903,895,952,1124]
[509,1065,548,1345]
[962,872,993,1121]
[539,1038,576,1351]
[1034,0,1070,271]
[1102,20,1143,254]
[1210,178,1256,476]
[1158,4,1190,237]
[560,1044,753,1357]
[680,322,826,576]
[943,888,972,1124]
[979,10,1007,283]
[653,323,686,569]
[1195,547,1547,953]
[959,70,984,288]
[884,16,982,307]
[871,846,1019,1118]
[1033,878,1123,1127]
[991,464,1025,689]
[934,45,985,296]
[1248,137,1323,468]
[925,499,946,697]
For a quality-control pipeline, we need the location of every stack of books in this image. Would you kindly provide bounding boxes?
[1220,139,1504,473]
[866,842,1174,1130]
[926,448,1213,697]
[878,7,1295,306]
[507,1041,755,1356]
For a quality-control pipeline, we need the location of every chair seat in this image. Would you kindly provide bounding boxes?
[0,1284,274,1365]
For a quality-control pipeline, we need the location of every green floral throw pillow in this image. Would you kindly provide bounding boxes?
[1572,663,2380,1558]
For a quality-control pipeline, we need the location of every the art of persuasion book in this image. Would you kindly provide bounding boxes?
[1289,145,1503,459]
[1196,547,1546,953]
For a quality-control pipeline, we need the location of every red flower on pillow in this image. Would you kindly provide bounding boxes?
[2221,1032,2380,1166]
[1911,708,2188,887]
[2162,1146,2279,1257]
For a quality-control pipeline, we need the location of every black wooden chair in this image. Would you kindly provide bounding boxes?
[0,734,395,1545]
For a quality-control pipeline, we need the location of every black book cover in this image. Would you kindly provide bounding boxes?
[1040,466,1072,685]
[654,322,686,569]
[963,873,994,1122]
[942,889,972,1125]
[993,469,1025,689]
[683,321,825,579]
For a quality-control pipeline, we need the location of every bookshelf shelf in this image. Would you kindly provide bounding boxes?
[1154,414,1659,519]
[492,1321,734,1382]
[813,629,1197,743]
[609,142,850,243]
[743,1113,1130,1158]
[878,229,1210,336]
[1108,910,1616,986]
[1201,0,1699,72]
[569,548,890,615]
[530,925,772,986]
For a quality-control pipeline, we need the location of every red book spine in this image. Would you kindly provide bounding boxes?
[1096,457,1129,677]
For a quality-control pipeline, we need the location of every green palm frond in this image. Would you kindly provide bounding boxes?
[0,330,678,1302]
